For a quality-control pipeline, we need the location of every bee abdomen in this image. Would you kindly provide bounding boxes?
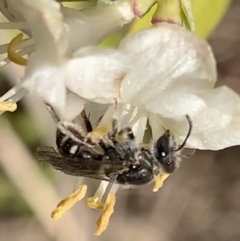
[56,130,79,157]
[56,125,104,159]
[56,122,95,158]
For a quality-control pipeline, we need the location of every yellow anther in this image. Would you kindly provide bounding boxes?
[0,100,17,112]
[8,33,28,66]
[94,192,116,236]
[153,173,170,192]
[51,185,87,220]
[87,197,104,210]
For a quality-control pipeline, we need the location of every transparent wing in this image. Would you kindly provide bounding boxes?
[35,146,129,182]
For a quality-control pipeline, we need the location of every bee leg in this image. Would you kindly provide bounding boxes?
[45,103,61,123]
[108,99,119,141]
[81,109,93,133]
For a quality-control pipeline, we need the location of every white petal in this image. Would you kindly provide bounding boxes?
[119,23,216,109]
[188,87,240,150]
[5,0,71,116]
[63,92,85,121]
[151,86,240,150]
[64,47,129,104]
[62,0,134,52]
[21,53,66,116]
[3,0,134,53]
[144,88,206,118]
[9,0,69,59]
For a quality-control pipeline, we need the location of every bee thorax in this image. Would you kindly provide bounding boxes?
[116,165,154,185]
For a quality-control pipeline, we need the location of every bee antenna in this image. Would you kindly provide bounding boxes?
[174,115,192,152]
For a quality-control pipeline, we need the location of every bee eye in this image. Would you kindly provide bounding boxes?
[161,151,167,158]
[155,132,170,161]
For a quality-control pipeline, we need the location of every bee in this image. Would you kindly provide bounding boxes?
[36,104,192,186]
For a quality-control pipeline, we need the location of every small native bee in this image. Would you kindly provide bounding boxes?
[36,104,192,186]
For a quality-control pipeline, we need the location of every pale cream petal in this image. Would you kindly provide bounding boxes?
[2,0,134,53]
[186,86,240,150]
[21,61,67,117]
[150,86,240,150]
[64,47,129,104]
[144,88,206,118]
[119,23,216,106]
[62,92,85,121]
[62,0,134,52]
[8,0,69,59]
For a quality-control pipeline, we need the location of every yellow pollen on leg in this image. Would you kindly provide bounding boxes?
[153,173,170,192]
[8,33,28,66]
[51,185,87,220]
[0,100,17,112]
[94,192,116,236]
[87,125,109,143]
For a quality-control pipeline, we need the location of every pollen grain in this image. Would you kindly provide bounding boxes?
[88,125,109,142]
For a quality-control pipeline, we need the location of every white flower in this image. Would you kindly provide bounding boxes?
[64,23,240,151]
[0,0,135,120]
[1,1,240,155]
[2,0,240,236]
[0,0,135,65]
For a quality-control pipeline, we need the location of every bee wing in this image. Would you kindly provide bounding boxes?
[35,146,129,182]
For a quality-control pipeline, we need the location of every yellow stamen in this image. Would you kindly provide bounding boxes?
[0,100,17,112]
[87,197,104,209]
[8,33,28,66]
[51,185,87,220]
[153,173,170,192]
[94,192,116,236]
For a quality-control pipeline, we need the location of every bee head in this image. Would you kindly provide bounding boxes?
[154,115,192,174]
[154,130,177,173]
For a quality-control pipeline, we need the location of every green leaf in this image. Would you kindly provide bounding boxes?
[192,0,232,38]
